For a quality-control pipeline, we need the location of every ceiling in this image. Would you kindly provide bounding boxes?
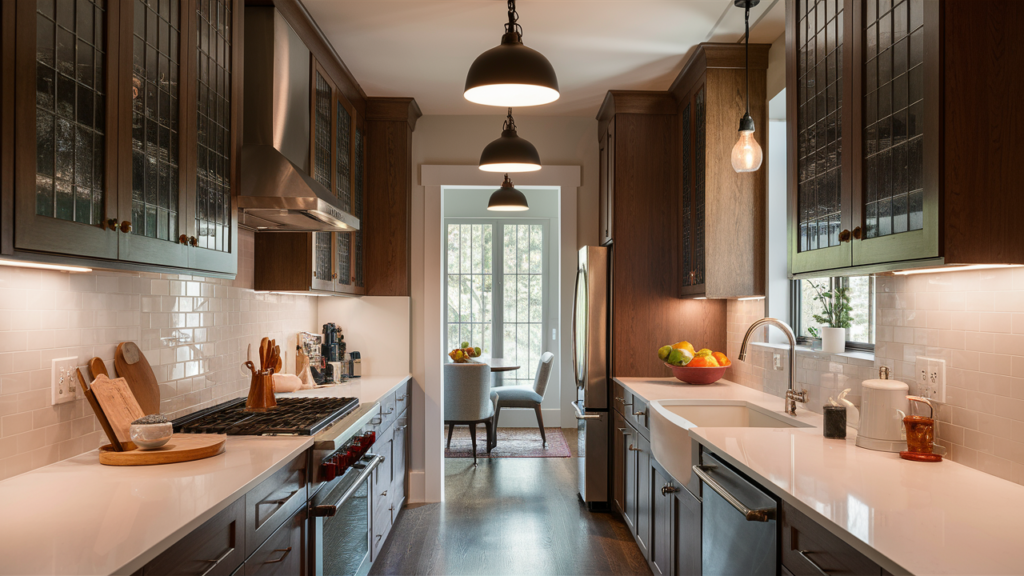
[302,0,786,117]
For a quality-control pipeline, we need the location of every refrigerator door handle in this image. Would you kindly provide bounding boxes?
[571,267,587,388]
[572,401,600,420]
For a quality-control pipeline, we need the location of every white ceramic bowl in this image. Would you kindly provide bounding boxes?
[130,422,173,450]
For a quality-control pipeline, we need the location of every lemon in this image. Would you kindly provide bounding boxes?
[695,348,713,358]
[672,341,696,355]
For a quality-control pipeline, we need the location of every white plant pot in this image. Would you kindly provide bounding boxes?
[820,327,846,354]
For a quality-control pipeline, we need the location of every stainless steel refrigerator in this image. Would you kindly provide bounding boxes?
[572,246,609,510]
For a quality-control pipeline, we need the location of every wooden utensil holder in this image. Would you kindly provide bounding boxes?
[245,371,277,412]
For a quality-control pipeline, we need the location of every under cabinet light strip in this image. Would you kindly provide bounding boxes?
[0,259,92,273]
[738,296,766,301]
[892,264,1022,276]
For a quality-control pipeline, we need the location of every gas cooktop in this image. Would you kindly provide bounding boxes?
[173,397,359,436]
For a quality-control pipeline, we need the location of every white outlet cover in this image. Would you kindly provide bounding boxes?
[51,357,79,406]
[914,356,946,404]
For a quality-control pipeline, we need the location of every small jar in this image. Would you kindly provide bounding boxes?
[822,405,847,439]
[129,414,173,450]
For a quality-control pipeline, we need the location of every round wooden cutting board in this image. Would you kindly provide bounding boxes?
[98,434,226,466]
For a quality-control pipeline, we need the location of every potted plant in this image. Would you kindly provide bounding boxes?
[806,281,853,354]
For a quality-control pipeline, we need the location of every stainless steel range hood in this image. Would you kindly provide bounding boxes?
[239,7,359,233]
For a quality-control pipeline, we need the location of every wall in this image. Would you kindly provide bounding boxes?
[317,296,411,377]
[0,229,319,481]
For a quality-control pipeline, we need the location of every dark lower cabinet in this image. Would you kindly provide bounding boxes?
[244,506,306,576]
[634,433,652,559]
[612,411,628,517]
[649,465,672,576]
[144,497,246,576]
[672,479,701,576]
[781,501,882,576]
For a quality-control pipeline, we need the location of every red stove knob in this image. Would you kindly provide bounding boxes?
[323,462,336,481]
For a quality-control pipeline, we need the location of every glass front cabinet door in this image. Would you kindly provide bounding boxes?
[11,0,240,275]
[788,0,939,276]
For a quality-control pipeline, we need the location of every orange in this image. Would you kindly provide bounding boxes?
[688,356,714,368]
[672,341,696,355]
[712,352,731,367]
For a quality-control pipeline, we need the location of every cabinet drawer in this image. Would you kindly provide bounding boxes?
[781,502,882,576]
[144,498,245,576]
[245,455,307,554]
[380,391,398,430]
[612,382,629,415]
[371,497,393,561]
[244,506,306,576]
[394,381,410,417]
[630,395,650,438]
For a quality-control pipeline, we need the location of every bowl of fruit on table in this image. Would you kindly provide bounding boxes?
[658,341,731,385]
[448,342,483,363]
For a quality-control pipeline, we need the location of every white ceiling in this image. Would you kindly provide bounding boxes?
[302,0,786,117]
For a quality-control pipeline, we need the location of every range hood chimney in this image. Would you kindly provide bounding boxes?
[239,7,359,233]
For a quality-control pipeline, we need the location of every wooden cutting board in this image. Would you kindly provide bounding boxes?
[114,342,160,415]
[99,434,226,466]
[89,374,146,445]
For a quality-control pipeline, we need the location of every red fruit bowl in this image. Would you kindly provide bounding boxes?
[664,362,728,385]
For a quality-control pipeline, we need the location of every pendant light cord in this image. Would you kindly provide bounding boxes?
[506,0,523,38]
[744,1,750,117]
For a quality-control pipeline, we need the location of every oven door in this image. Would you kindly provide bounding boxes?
[310,454,384,576]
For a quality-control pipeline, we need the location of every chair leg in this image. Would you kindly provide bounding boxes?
[492,404,502,450]
[486,417,494,453]
[469,423,478,465]
[534,405,547,446]
[446,423,454,449]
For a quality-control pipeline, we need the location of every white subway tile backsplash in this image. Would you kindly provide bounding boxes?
[0,229,318,480]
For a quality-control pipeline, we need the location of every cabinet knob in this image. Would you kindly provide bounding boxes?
[332,272,338,279]
[839,229,852,243]
[179,234,189,245]
[119,221,132,233]
[189,236,198,247]
[633,410,646,417]
[852,226,862,240]
[628,444,642,452]
[107,219,119,231]
[661,484,679,495]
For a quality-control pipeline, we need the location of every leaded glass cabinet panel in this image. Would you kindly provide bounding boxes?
[851,0,939,266]
[354,128,365,288]
[788,0,854,274]
[16,0,119,258]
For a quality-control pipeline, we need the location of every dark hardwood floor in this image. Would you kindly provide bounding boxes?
[370,451,651,575]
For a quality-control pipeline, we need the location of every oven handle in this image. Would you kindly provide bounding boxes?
[311,454,383,518]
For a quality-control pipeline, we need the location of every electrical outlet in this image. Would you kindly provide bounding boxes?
[51,357,80,406]
[773,353,783,371]
[914,356,946,403]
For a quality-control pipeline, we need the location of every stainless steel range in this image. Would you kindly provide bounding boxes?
[173,394,386,576]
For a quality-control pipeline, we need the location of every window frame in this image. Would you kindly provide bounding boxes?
[792,276,876,352]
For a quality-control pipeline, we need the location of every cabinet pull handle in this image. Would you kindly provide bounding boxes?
[119,220,132,233]
[628,444,642,452]
[263,547,292,565]
[333,272,338,279]
[199,548,234,576]
[376,534,382,542]
[633,410,646,417]
[179,234,189,245]
[798,550,831,576]
[189,236,198,247]
[397,394,406,401]
[615,397,633,408]
[852,226,862,240]
[106,219,118,231]
[839,229,852,243]
[661,484,679,495]
[617,427,631,435]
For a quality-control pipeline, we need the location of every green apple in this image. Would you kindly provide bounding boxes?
[473,347,482,357]
[461,341,470,349]
[658,345,673,361]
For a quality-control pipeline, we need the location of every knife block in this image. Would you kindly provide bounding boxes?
[245,371,277,412]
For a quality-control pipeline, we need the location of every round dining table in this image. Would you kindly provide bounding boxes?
[472,357,520,386]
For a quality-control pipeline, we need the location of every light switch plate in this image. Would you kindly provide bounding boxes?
[773,353,783,371]
[915,356,946,403]
[51,357,80,406]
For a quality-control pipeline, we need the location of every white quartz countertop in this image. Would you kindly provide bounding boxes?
[615,377,1024,576]
[0,374,411,576]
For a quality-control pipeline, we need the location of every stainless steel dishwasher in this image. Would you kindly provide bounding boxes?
[694,452,778,576]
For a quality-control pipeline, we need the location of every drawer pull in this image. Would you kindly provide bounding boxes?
[381,490,388,497]
[617,427,631,435]
[628,444,642,452]
[199,548,234,576]
[633,410,646,417]
[383,408,394,415]
[264,547,292,565]
[396,394,406,401]
[375,534,382,542]
[661,484,679,495]
[798,550,831,576]
[615,397,633,408]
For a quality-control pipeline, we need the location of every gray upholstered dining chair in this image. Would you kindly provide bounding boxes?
[490,352,554,446]
[443,362,494,465]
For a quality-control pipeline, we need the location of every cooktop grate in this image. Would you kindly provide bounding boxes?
[172,397,359,436]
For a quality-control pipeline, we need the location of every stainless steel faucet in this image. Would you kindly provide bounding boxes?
[738,318,808,416]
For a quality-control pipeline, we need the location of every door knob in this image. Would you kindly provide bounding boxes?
[839,229,852,243]
[852,226,862,240]
[119,220,132,233]
[179,234,189,245]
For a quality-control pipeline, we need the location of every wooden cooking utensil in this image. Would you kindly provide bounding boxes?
[114,342,161,415]
[78,369,123,452]
[275,347,283,373]
[295,346,309,377]
[90,374,146,445]
[259,337,270,370]
[99,434,226,466]
[88,357,108,378]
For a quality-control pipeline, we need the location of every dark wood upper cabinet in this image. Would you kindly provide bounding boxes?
[672,43,769,299]
[788,0,1024,277]
[6,0,240,276]
[598,119,613,246]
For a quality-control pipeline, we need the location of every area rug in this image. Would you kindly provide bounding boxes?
[444,426,571,458]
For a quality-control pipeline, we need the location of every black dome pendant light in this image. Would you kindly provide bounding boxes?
[464,0,559,107]
[731,0,764,172]
[487,174,530,211]
[479,108,541,172]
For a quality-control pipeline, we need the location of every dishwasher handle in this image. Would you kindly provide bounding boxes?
[693,464,775,522]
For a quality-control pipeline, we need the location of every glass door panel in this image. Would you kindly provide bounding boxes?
[501,223,546,386]
[445,223,494,356]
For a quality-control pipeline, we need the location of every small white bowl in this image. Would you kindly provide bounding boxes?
[130,421,173,450]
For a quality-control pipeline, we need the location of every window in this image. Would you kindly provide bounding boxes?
[794,276,876,350]
[445,220,549,384]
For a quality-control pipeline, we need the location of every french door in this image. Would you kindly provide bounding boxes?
[444,219,550,385]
